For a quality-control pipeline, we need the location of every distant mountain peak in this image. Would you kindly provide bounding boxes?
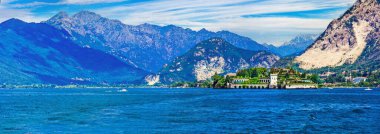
[55,11,69,18]
[0,18,26,27]
[216,30,235,35]
[1,18,25,24]
[74,11,99,16]
[282,34,318,47]
[139,23,154,26]
[72,11,102,21]
[198,28,209,33]
[263,34,317,57]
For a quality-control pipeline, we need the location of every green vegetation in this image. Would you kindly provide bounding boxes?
[236,68,268,78]
[212,73,230,89]
[270,67,317,85]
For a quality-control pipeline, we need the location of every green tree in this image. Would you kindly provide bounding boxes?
[310,74,322,84]
[216,78,226,88]
[285,73,290,79]
[225,76,232,84]
[212,73,224,88]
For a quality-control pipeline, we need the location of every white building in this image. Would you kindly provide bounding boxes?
[270,74,278,87]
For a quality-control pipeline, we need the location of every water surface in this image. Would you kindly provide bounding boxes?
[0,88,379,133]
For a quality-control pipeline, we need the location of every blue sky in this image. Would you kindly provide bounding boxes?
[0,0,355,45]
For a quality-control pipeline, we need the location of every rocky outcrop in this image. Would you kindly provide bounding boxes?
[295,0,380,70]
[145,75,160,85]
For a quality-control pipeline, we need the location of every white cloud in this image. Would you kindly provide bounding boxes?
[0,4,47,23]
[0,0,17,4]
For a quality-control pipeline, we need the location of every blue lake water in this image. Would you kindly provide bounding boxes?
[0,88,379,133]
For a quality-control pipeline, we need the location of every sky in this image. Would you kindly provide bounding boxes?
[0,0,356,45]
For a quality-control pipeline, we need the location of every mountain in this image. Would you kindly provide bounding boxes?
[295,0,380,70]
[44,11,270,73]
[278,34,318,56]
[0,19,147,85]
[262,43,281,55]
[156,38,280,84]
[263,34,317,57]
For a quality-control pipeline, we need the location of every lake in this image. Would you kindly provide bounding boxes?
[0,88,379,133]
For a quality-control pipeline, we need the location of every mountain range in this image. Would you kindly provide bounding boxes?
[44,11,272,73]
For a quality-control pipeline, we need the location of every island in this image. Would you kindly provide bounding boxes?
[211,68,318,89]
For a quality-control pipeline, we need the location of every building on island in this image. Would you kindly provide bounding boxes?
[269,74,278,88]
[225,68,318,89]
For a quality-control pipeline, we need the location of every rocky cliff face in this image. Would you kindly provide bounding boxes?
[295,0,380,70]
[158,38,280,84]
[45,11,269,73]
